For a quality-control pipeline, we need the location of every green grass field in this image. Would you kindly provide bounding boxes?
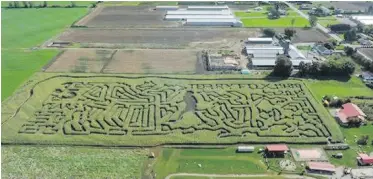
[1,1,94,7]
[2,73,343,146]
[154,147,271,179]
[241,17,309,27]
[318,16,340,27]
[1,8,88,100]
[235,11,268,17]
[1,146,147,178]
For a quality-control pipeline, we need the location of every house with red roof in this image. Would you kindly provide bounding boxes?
[357,153,373,166]
[265,144,289,157]
[306,162,336,175]
[335,103,366,126]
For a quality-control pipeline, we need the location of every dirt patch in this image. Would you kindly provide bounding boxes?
[359,48,373,60]
[78,6,180,28]
[45,49,114,73]
[57,28,259,49]
[275,28,330,43]
[103,49,201,74]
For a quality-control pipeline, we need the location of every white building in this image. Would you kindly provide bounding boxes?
[237,146,255,152]
[164,15,235,21]
[187,5,229,10]
[166,10,232,15]
[185,19,243,27]
[351,15,373,25]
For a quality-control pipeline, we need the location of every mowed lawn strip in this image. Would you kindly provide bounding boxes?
[2,8,88,48]
[155,148,269,179]
[1,146,148,178]
[241,17,309,27]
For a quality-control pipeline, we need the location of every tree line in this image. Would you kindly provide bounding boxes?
[6,1,98,8]
[345,46,373,73]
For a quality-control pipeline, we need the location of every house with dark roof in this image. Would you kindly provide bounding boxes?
[265,144,289,157]
[306,162,336,175]
[334,103,366,126]
[357,153,373,166]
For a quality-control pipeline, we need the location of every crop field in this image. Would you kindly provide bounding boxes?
[274,28,329,43]
[76,6,180,28]
[57,28,259,49]
[2,74,343,146]
[103,50,202,74]
[45,49,114,73]
[330,1,373,11]
[241,17,309,28]
[45,49,202,74]
[2,146,147,178]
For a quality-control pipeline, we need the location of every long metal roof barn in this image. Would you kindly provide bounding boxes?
[166,10,232,15]
[165,15,235,20]
[185,18,243,27]
[252,59,311,66]
[187,5,229,10]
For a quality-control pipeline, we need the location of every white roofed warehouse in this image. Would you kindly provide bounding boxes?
[187,5,229,10]
[166,10,232,15]
[185,19,243,27]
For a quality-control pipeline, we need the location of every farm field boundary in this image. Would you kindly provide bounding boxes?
[2,73,343,146]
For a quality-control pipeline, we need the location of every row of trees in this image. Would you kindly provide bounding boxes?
[345,46,373,73]
[7,1,80,8]
[298,57,355,77]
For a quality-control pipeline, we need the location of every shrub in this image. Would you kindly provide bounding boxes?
[330,24,351,32]
[263,28,276,37]
[357,135,369,145]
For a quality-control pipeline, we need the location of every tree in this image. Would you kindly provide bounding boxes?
[263,28,276,37]
[324,42,335,50]
[90,2,97,8]
[357,135,369,145]
[42,1,47,8]
[309,15,318,27]
[71,1,76,7]
[368,5,373,15]
[268,7,280,19]
[284,28,296,39]
[342,61,355,75]
[344,46,354,56]
[344,29,357,42]
[357,23,364,33]
[28,1,34,8]
[298,61,311,77]
[273,55,293,77]
[8,2,14,8]
[330,24,351,32]
[13,1,20,8]
[22,1,28,8]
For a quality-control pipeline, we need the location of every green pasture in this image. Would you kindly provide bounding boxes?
[1,146,147,178]
[2,8,87,100]
[1,1,94,7]
[241,17,309,27]
[318,16,340,27]
[1,49,59,100]
[235,11,267,17]
[2,8,88,48]
[1,73,343,146]
[154,147,270,179]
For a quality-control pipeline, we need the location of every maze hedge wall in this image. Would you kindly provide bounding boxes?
[1,74,343,146]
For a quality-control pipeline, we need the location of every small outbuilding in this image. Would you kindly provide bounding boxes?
[265,144,289,157]
[237,146,255,153]
[357,153,373,166]
[306,162,336,175]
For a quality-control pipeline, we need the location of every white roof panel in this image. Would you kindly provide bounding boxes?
[165,15,235,19]
[167,10,231,15]
[188,5,229,9]
[187,18,239,22]
[156,6,179,8]
[247,38,273,42]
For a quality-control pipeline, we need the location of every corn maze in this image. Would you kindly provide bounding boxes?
[2,75,341,146]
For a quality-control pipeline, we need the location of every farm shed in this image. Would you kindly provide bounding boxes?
[306,162,336,175]
[246,47,283,58]
[185,19,242,27]
[265,144,289,157]
[156,6,179,10]
[237,146,255,152]
[357,153,373,166]
[166,10,232,15]
[247,38,273,44]
[187,5,229,10]
[351,15,373,25]
[288,45,306,60]
[164,15,235,21]
[360,71,373,81]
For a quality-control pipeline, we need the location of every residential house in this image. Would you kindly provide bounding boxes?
[357,153,373,166]
[299,4,312,10]
[309,6,331,17]
[312,44,333,56]
[334,103,366,126]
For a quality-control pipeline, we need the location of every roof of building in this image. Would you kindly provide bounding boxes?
[266,144,289,152]
[238,146,255,150]
[251,59,311,67]
[307,162,336,172]
[247,38,273,42]
[186,18,240,23]
[187,5,229,9]
[165,15,235,19]
[289,45,306,60]
[167,10,231,15]
[337,103,366,123]
[361,71,373,80]
[358,153,373,164]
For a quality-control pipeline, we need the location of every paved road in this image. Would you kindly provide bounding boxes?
[284,2,343,42]
[165,173,319,179]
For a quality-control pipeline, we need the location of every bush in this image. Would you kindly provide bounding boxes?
[263,28,276,37]
[330,24,351,32]
[357,135,369,145]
